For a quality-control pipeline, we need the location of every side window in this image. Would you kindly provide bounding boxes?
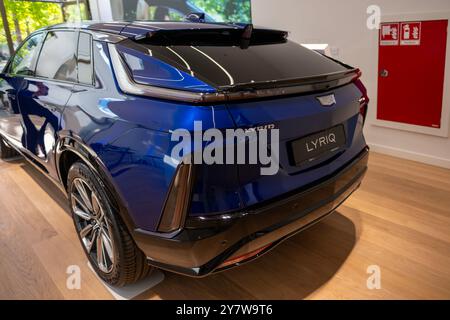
[36,31,78,82]
[9,33,44,76]
[77,32,93,85]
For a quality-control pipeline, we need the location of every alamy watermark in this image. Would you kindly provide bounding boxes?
[366,265,382,290]
[367,5,381,30]
[170,121,280,176]
[66,265,81,290]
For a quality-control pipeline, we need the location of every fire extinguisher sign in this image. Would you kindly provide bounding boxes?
[400,22,421,46]
[380,23,400,46]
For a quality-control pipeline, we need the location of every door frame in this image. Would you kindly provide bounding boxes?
[374,12,450,138]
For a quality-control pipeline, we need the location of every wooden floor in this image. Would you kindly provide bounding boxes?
[0,152,449,300]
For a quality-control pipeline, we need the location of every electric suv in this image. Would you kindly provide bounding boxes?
[0,21,369,286]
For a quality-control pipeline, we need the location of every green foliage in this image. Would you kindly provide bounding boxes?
[1,0,63,40]
[190,0,251,23]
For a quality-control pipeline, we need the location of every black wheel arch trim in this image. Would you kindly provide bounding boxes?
[55,132,137,233]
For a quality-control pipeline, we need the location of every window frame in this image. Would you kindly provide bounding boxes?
[76,31,95,86]
[5,31,46,77]
[4,29,96,88]
[35,30,80,84]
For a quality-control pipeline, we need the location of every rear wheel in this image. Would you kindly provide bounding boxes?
[0,137,19,159]
[67,162,153,287]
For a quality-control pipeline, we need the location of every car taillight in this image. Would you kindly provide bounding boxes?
[158,163,194,233]
[359,96,368,124]
[218,243,273,269]
[353,76,369,125]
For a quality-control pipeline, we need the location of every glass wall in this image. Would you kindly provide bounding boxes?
[0,0,89,66]
[0,0,251,67]
[108,0,251,23]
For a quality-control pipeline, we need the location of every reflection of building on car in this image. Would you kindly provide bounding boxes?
[109,0,215,21]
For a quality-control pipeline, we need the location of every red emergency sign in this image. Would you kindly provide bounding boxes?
[380,23,400,46]
[400,22,421,46]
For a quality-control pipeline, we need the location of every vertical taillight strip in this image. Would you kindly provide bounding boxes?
[158,163,194,233]
[354,77,369,125]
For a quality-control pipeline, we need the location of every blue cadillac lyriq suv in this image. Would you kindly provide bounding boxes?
[0,21,369,286]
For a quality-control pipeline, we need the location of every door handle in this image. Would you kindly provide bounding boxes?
[380,69,389,78]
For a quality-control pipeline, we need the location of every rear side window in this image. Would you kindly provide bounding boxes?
[9,33,44,76]
[36,31,78,82]
[77,32,93,85]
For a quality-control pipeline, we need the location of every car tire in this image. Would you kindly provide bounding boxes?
[0,137,19,159]
[67,161,153,287]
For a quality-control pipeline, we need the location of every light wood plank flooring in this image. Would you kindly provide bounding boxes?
[0,152,449,299]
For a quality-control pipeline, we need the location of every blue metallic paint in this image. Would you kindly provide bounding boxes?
[59,40,242,231]
[0,75,25,145]
[225,83,367,208]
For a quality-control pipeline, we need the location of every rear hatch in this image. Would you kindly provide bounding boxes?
[113,25,367,206]
[225,84,367,207]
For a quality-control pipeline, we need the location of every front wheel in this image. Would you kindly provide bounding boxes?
[67,162,152,287]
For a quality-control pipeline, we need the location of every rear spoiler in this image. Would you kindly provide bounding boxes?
[132,26,289,48]
[108,43,361,104]
[220,69,362,93]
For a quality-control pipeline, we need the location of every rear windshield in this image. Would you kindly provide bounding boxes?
[116,34,349,90]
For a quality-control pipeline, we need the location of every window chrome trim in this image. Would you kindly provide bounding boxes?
[7,31,95,88]
[23,76,95,88]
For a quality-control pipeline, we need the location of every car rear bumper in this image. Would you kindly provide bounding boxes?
[133,147,369,277]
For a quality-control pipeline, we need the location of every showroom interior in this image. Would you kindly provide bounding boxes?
[0,0,449,300]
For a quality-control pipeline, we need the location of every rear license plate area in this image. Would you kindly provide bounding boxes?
[290,125,346,166]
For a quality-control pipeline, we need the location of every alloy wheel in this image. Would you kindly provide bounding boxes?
[71,178,115,273]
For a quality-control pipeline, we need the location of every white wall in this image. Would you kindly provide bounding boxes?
[252,0,450,168]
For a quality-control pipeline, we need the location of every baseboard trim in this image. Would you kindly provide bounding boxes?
[368,143,450,169]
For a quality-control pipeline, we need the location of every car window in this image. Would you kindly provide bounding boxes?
[77,32,93,85]
[36,31,78,82]
[9,33,44,76]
